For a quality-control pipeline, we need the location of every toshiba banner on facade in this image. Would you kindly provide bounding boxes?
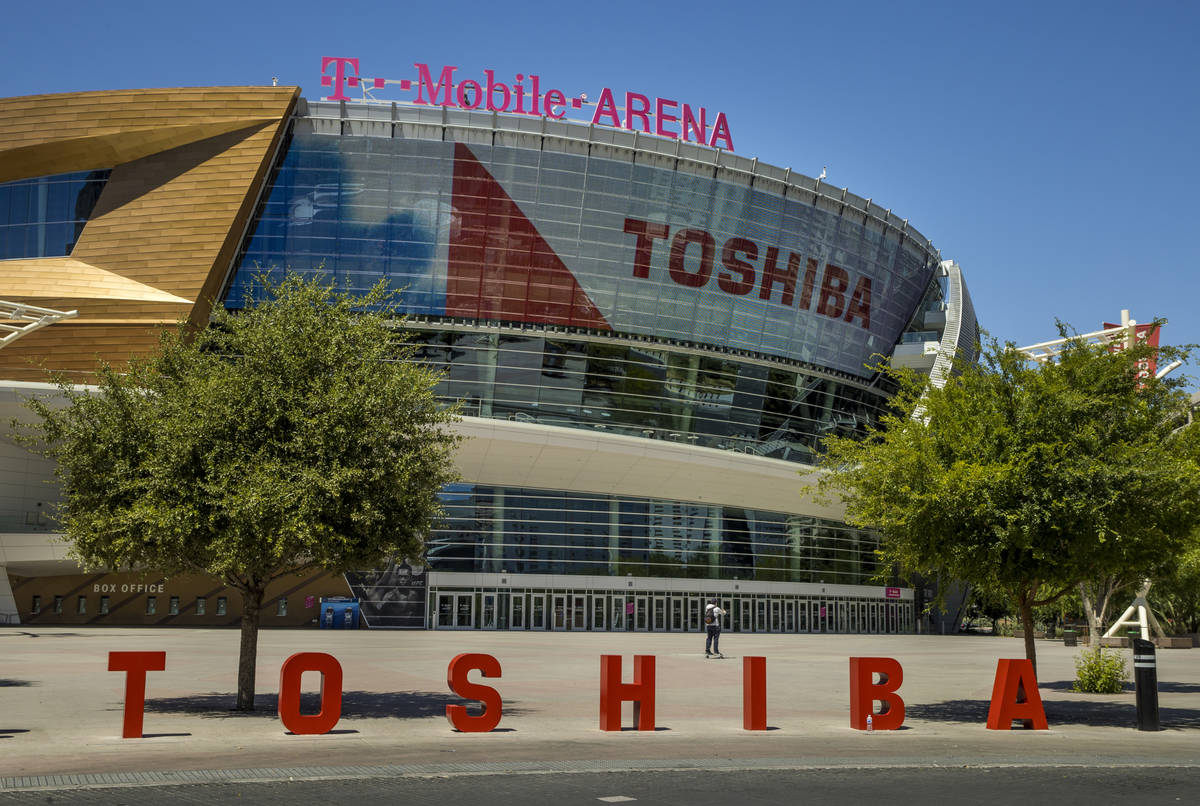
[239,136,936,378]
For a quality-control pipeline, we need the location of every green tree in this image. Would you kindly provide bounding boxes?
[23,274,460,710]
[1152,541,1200,635]
[820,331,1200,674]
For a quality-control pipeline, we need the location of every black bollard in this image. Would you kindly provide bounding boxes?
[1132,638,1160,731]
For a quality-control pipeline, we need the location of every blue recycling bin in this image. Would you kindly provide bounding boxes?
[318,597,360,629]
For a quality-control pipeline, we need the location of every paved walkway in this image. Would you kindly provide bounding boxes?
[2,627,1198,787]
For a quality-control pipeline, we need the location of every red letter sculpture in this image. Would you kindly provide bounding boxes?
[849,657,905,730]
[108,651,166,738]
[446,652,503,732]
[278,652,343,735]
[743,656,767,730]
[599,654,656,731]
[986,658,1048,730]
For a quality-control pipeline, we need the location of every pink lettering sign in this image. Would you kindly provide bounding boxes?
[320,58,735,151]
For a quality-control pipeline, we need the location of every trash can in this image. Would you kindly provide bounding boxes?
[1063,629,1077,647]
[318,597,360,629]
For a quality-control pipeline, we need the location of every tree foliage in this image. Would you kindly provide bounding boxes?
[1152,540,1200,635]
[819,330,1200,673]
[23,274,460,708]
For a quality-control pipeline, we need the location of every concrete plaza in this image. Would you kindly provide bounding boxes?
[2,627,1199,783]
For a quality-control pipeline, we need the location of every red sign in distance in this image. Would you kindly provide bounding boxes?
[885,587,902,599]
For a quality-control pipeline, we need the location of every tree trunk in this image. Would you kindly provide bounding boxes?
[1079,583,1101,647]
[235,585,265,711]
[1018,592,1038,678]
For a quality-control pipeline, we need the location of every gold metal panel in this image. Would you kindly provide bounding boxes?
[0,86,299,379]
[0,257,191,303]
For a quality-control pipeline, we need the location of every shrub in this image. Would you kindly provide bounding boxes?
[1072,647,1129,693]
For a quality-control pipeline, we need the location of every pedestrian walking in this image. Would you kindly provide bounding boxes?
[704,598,726,657]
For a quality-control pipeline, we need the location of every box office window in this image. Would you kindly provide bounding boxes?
[168,596,179,615]
[146,596,157,615]
[216,596,227,616]
[276,597,288,617]
[195,597,206,616]
[31,595,40,615]
[53,595,63,614]
[76,596,87,615]
[99,596,110,615]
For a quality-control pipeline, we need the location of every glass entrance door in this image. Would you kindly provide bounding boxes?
[784,600,796,632]
[572,595,587,629]
[739,598,753,632]
[592,596,606,630]
[670,598,683,631]
[612,597,627,631]
[552,595,568,630]
[482,594,497,629]
[511,595,525,630]
[454,594,473,629]
[532,594,546,630]
[635,596,648,630]
[652,597,666,631]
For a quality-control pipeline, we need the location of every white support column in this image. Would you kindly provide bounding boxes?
[0,566,18,625]
[1102,579,1166,641]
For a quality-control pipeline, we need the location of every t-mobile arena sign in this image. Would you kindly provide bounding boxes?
[320,57,735,151]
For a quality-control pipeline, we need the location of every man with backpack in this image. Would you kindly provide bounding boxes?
[704,598,726,657]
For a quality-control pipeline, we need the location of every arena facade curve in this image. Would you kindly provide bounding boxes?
[0,81,977,636]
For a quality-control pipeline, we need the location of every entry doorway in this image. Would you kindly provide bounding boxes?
[436,593,474,629]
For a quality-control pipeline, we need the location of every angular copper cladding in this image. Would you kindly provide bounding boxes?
[0,87,299,380]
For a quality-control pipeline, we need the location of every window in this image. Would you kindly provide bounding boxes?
[195,596,206,616]
[145,596,157,615]
[99,596,110,615]
[168,596,179,615]
[53,595,63,614]
[216,596,227,616]
[31,595,40,615]
[276,597,288,617]
[76,596,87,615]
[0,169,112,259]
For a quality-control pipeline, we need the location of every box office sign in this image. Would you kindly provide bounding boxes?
[320,57,735,151]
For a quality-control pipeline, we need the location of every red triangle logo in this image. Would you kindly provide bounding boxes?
[447,143,611,330]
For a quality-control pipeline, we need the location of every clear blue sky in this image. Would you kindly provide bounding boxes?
[4,1,1198,365]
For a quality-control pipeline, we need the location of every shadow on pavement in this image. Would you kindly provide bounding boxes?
[908,698,1200,729]
[143,690,528,719]
[1039,679,1135,693]
[0,679,37,687]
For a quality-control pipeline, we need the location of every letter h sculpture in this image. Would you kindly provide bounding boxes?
[599,654,655,730]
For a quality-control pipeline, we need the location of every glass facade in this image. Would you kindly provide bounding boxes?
[0,169,110,259]
[407,328,888,460]
[214,105,942,622]
[226,117,938,378]
[430,485,880,586]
